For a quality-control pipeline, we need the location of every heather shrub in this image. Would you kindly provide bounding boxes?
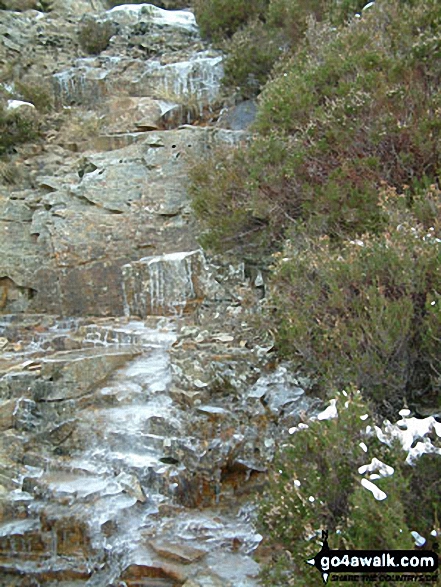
[0,100,39,154]
[221,0,366,97]
[267,186,441,412]
[189,143,264,253]
[78,18,114,55]
[15,79,53,113]
[259,391,415,586]
[193,0,267,42]
[191,0,440,252]
[222,20,285,98]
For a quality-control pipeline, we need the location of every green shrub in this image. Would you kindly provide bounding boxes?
[0,101,39,154]
[193,0,268,42]
[191,0,440,252]
[222,20,285,98]
[259,391,415,586]
[267,186,441,412]
[78,18,114,55]
[189,143,265,253]
[220,0,367,97]
[14,79,53,113]
[404,453,441,540]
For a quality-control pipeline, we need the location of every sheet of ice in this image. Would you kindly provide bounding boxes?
[0,518,38,537]
[47,474,121,498]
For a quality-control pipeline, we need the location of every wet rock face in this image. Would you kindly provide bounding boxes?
[0,127,245,316]
[0,3,322,586]
[0,1,242,317]
[0,277,36,314]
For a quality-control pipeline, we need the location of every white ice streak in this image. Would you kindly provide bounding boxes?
[361,478,387,501]
[359,442,368,453]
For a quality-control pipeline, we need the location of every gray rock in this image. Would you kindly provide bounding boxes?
[122,250,210,316]
[218,100,257,131]
[37,347,140,400]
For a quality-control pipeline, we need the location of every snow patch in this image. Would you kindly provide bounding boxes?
[316,398,338,421]
[7,100,35,110]
[374,415,441,464]
[361,478,387,501]
[411,531,426,547]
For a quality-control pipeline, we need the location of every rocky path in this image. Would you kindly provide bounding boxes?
[0,3,317,585]
[0,315,271,585]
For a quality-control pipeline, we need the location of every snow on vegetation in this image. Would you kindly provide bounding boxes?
[374,414,441,464]
[7,100,35,110]
[288,394,441,543]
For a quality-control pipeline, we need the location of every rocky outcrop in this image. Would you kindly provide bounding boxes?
[122,249,223,316]
[1,127,245,316]
[0,1,247,317]
[0,313,307,585]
